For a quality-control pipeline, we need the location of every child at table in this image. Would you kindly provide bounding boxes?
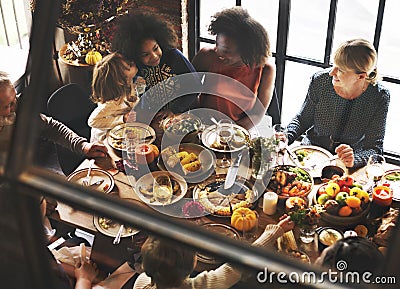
[100,215,294,289]
[88,52,139,142]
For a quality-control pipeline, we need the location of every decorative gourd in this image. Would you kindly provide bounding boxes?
[85,50,102,65]
[230,208,258,232]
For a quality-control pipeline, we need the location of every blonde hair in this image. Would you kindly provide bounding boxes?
[91,52,137,103]
[141,236,196,288]
[334,39,380,85]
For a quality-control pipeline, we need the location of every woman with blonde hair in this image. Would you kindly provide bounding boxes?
[88,52,138,142]
[286,38,390,170]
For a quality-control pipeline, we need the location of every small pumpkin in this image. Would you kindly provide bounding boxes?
[85,50,103,65]
[231,208,258,232]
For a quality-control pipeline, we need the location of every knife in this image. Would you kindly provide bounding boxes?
[224,152,243,189]
[286,149,303,167]
[89,179,104,188]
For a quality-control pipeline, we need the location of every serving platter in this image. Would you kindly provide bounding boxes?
[93,199,143,238]
[192,174,258,217]
[382,169,400,201]
[107,122,156,152]
[67,168,114,193]
[196,223,240,264]
[157,143,215,183]
[201,124,250,153]
[288,145,335,177]
[263,165,313,200]
[135,171,187,206]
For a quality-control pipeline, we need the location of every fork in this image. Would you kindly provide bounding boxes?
[82,159,95,186]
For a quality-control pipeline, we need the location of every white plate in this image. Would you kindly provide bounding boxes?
[382,169,400,201]
[157,143,216,183]
[135,171,187,206]
[197,223,240,264]
[93,199,143,238]
[107,122,156,152]
[192,174,258,217]
[288,145,334,177]
[67,168,114,193]
[201,124,249,153]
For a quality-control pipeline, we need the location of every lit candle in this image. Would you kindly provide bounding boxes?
[263,192,278,215]
[372,186,393,207]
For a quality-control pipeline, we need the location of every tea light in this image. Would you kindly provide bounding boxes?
[372,186,393,207]
[263,192,278,215]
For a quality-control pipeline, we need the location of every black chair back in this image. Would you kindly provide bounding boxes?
[47,83,95,175]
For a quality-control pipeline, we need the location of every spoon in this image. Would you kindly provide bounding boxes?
[210,117,219,126]
[113,224,124,245]
[82,159,95,186]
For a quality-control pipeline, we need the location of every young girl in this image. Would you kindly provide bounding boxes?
[88,52,139,142]
[112,13,200,122]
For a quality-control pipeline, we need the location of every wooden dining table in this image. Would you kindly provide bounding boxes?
[49,117,400,286]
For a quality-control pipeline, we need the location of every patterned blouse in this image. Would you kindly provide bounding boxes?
[287,69,390,170]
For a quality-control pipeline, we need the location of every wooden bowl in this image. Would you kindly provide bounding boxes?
[313,183,370,227]
[263,165,314,200]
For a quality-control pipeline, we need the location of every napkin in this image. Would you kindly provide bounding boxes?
[51,243,92,266]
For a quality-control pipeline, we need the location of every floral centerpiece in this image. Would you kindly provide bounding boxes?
[288,204,324,243]
[30,0,129,65]
[248,136,278,179]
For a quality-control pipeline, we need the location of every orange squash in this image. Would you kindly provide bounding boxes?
[231,208,258,232]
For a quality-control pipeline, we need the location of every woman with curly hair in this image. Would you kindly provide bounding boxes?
[112,13,199,123]
[192,7,277,129]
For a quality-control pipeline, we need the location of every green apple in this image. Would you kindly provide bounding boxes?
[335,192,349,205]
[317,193,330,205]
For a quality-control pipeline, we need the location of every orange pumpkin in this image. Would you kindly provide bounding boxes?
[150,144,160,158]
[231,208,258,232]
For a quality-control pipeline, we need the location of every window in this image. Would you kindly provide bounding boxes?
[0,0,30,84]
[195,0,400,162]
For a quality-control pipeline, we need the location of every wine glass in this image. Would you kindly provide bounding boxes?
[366,154,386,185]
[216,119,234,168]
[153,174,173,205]
[272,124,288,153]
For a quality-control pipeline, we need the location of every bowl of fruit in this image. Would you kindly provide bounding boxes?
[314,176,370,226]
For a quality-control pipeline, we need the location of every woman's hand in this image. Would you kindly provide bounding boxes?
[277,214,294,233]
[335,144,354,168]
[83,142,108,158]
[74,260,99,288]
[124,111,136,123]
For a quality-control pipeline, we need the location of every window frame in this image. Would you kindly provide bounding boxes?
[3,1,399,288]
[190,0,400,165]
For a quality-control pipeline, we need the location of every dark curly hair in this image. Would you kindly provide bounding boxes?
[209,7,271,67]
[111,12,178,64]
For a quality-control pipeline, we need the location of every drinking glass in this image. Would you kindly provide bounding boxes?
[153,174,173,205]
[124,130,143,168]
[216,119,234,168]
[272,124,288,153]
[366,154,386,184]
